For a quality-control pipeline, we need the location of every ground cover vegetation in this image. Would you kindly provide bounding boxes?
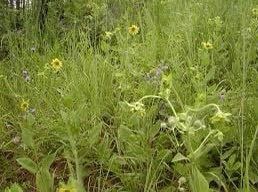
[0,0,258,191]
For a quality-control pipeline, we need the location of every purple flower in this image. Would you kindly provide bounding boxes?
[145,64,169,83]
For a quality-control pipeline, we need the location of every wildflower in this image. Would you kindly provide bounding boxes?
[210,110,231,124]
[22,69,30,82]
[128,25,139,35]
[51,58,63,72]
[214,16,223,26]
[126,101,145,116]
[252,7,258,17]
[202,41,213,50]
[168,116,179,127]
[57,179,77,192]
[160,122,167,129]
[193,120,206,129]
[146,64,169,83]
[57,186,76,192]
[20,99,29,112]
[12,135,21,144]
[104,31,113,40]
[178,187,185,192]
[178,176,187,185]
[208,16,223,30]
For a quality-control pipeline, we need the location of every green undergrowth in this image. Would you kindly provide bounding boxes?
[0,0,258,191]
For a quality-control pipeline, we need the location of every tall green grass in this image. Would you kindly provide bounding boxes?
[1,0,258,191]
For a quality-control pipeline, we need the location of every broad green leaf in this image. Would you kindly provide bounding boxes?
[173,163,190,176]
[36,169,54,192]
[40,153,56,170]
[16,157,38,174]
[118,125,133,143]
[190,166,210,192]
[21,127,34,148]
[172,152,189,163]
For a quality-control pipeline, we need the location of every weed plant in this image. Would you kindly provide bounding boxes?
[0,0,258,192]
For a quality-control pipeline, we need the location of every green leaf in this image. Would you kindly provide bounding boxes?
[21,127,34,148]
[226,154,237,170]
[221,147,236,160]
[118,125,133,143]
[172,152,189,163]
[190,166,210,192]
[173,163,190,176]
[16,157,38,174]
[40,153,56,170]
[26,113,36,127]
[36,169,54,192]
[4,183,23,192]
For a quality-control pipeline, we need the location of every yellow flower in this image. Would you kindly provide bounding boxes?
[57,187,76,192]
[202,41,213,50]
[128,25,139,35]
[20,99,29,112]
[51,58,63,72]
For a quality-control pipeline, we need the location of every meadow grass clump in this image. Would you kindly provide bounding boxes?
[0,0,258,192]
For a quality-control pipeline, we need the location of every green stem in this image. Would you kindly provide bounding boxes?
[186,103,220,114]
[244,126,258,191]
[190,131,214,160]
[137,95,178,117]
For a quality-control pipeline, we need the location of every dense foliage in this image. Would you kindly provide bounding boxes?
[0,0,258,191]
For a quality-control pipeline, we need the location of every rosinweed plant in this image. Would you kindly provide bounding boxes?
[125,74,231,192]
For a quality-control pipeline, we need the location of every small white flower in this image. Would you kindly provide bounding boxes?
[12,136,21,144]
[178,176,187,185]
